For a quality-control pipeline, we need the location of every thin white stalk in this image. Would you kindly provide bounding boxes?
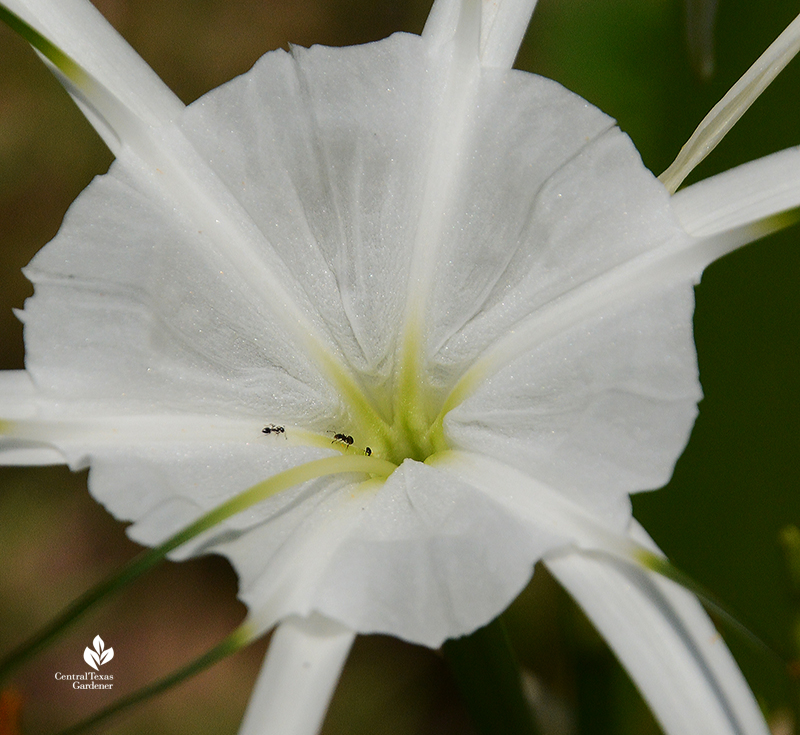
[423,0,539,69]
[547,522,769,735]
[660,10,800,194]
[238,615,355,735]
[1,0,184,128]
[478,0,539,69]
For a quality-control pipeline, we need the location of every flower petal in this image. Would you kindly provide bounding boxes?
[546,523,769,735]
[19,156,343,421]
[229,458,548,647]
[175,33,449,381]
[432,449,632,540]
[238,615,354,735]
[445,277,700,511]
[17,415,340,546]
[422,112,703,511]
[420,71,618,368]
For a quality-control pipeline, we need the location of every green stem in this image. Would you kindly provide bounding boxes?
[54,622,254,735]
[0,454,395,681]
[442,617,540,735]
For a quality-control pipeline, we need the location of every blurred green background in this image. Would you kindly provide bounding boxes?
[0,0,798,733]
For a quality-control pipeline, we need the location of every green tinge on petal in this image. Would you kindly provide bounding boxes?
[188,454,396,544]
[309,341,395,455]
[391,320,465,463]
[0,5,87,89]
[392,326,439,462]
[760,206,800,238]
[737,206,800,249]
[0,2,130,151]
[690,205,800,262]
[424,359,490,456]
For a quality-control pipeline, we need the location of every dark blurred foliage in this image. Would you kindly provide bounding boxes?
[0,1,798,733]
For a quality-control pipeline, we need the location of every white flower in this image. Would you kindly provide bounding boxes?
[1,0,798,733]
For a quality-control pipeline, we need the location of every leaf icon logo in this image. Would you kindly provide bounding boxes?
[83,635,114,671]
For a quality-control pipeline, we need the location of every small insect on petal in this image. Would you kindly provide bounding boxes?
[332,433,354,447]
[262,424,285,435]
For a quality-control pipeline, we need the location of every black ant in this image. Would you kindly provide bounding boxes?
[332,433,354,447]
[262,424,285,435]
